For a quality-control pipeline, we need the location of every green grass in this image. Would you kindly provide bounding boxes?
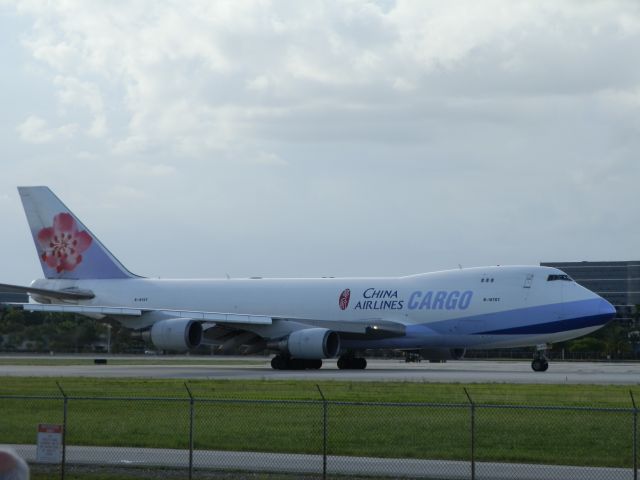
[1,376,638,405]
[2,377,639,469]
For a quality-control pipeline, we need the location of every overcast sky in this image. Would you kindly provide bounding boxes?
[1,0,639,285]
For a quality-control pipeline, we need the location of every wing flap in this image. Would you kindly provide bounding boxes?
[278,318,406,337]
[155,309,272,325]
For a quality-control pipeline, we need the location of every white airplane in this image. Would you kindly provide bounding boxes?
[0,187,616,372]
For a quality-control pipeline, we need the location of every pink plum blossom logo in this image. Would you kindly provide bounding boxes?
[37,213,92,273]
[339,288,351,310]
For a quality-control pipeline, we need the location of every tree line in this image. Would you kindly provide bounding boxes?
[0,308,146,353]
[1,306,639,358]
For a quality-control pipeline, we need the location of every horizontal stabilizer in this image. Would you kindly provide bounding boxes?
[0,283,95,301]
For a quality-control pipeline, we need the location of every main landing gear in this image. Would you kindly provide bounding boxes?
[531,345,549,372]
[337,354,367,370]
[271,355,322,370]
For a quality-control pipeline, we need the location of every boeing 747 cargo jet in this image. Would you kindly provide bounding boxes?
[0,187,616,371]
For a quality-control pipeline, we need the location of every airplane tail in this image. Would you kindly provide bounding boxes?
[18,186,138,280]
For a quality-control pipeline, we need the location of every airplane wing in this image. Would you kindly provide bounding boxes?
[279,318,406,337]
[4,302,406,336]
[8,303,273,326]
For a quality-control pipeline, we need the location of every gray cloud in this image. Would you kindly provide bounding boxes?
[1,0,639,284]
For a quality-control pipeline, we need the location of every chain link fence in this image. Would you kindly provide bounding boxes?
[1,387,638,480]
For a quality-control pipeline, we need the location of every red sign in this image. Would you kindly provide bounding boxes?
[37,423,63,463]
[38,424,62,434]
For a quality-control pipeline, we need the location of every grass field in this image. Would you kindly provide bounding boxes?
[1,377,639,470]
[1,375,639,404]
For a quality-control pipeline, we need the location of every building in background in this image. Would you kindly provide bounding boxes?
[541,261,640,319]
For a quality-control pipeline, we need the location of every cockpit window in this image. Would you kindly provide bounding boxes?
[547,274,572,282]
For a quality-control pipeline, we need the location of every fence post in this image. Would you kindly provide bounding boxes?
[631,391,638,480]
[185,383,194,480]
[55,382,67,480]
[463,388,475,480]
[316,385,328,480]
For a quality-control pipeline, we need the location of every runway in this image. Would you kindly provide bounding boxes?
[1,357,639,384]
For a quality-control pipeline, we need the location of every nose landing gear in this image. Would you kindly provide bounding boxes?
[531,344,549,372]
[531,357,549,372]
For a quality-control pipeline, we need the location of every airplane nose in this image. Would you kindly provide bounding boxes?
[599,297,617,320]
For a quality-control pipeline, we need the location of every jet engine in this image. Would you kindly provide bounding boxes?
[419,348,466,362]
[270,328,340,359]
[149,318,203,352]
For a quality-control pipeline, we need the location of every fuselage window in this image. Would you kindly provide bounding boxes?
[547,274,572,282]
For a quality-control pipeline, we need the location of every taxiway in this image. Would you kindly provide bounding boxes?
[0,357,638,384]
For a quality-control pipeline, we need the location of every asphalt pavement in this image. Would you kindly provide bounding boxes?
[0,357,639,384]
[8,444,635,480]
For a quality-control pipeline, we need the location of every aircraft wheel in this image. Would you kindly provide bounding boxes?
[306,359,323,370]
[270,356,280,370]
[290,358,306,370]
[271,355,289,370]
[337,355,366,370]
[337,356,349,369]
[532,344,550,372]
[531,358,548,372]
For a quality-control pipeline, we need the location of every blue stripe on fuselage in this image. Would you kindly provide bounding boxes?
[475,312,612,335]
[412,297,614,336]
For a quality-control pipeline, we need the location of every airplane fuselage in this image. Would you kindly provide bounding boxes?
[32,264,615,351]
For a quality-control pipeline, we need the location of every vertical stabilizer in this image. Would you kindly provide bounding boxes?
[18,186,137,280]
